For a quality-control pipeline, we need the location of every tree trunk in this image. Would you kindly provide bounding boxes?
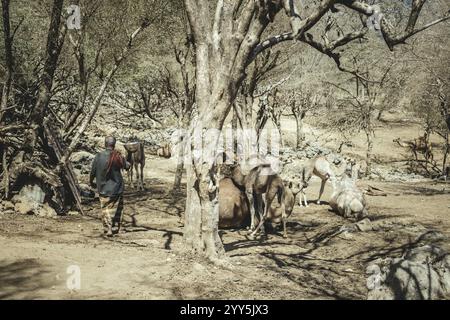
[276,120,283,149]
[173,119,187,191]
[0,0,13,123]
[183,103,227,261]
[31,0,65,124]
[295,110,307,150]
[183,160,224,259]
[232,109,238,155]
[366,131,373,176]
[442,131,449,176]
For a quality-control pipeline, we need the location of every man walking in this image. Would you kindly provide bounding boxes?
[90,136,130,237]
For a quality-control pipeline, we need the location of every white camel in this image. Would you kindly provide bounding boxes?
[297,156,336,206]
[329,173,368,220]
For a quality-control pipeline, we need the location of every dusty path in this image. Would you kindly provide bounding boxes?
[1,156,449,299]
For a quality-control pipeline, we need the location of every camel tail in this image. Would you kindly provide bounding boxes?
[277,184,285,206]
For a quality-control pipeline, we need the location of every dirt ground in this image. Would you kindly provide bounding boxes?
[1,116,449,300]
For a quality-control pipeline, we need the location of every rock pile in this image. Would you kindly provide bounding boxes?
[70,151,95,176]
[2,184,58,218]
[367,242,450,300]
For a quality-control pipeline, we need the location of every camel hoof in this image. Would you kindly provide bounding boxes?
[248,233,256,240]
[283,234,288,239]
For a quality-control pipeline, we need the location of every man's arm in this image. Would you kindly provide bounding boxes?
[90,155,98,188]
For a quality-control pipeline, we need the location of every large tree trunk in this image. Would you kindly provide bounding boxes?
[183,100,228,260]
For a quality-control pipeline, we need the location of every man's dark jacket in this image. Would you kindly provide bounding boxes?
[90,149,128,197]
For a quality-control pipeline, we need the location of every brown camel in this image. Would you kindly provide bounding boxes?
[266,180,299,224]
[218,177,250,228]
[124,141,145,190]
[393,133,434,165]
[224,160,287,238]
[218,178,299,237]
[155,143,171,158]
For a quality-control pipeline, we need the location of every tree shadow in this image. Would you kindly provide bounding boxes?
[223,220,318,253]
[0,259,55,299]
[393,184,449,196]
[343,230,445,263]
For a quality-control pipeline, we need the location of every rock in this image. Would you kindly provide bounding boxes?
[1,200,15,214]
[192,262,207,273]
[339,224,358,233]
[15,184,46,204]
[15,201,36,215]
[367,244,450,300]
[67,211,80,216]
[70,151,95,163]
[356,218,373,232]
[10,185,59,218]
[70,151,95,174]
[36,203,57,218]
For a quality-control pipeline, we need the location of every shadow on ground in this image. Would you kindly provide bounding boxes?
[0,259,55,299]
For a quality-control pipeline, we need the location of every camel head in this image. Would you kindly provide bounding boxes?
[285,180,301,197]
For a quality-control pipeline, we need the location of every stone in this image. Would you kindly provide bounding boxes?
[15,201,36,215]
[36,203,57,218]
[70,151,94,163]
[367,244,450,300]
[356,218,373,232]
[19,184,45,204]
[192,262,207,273]
[1,200,15,214]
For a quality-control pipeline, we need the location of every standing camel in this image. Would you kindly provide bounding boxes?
[124,141,145,190]
[393,133,434,167]
[224,159,287,238]
[297,156,336,206]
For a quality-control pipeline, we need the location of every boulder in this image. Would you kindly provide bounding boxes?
[11,184,58,218]
[356,218,373,232]
[70,151,95,174]
[367,244,450,300]
[0,200,15,214]
[14,184,46,204]
[15,201,36,215]
[69,151,94,164]
[36,203,57,218]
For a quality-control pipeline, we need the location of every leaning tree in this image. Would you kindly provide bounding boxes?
[181,0,450,260]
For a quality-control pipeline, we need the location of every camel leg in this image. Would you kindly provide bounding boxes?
[134,162,139,190]
[246,190,256,232]
[130,165,134,189]
[259,193,266,234]
[302,191,308,207]
[281,200,287,238]
[317,179,326,204]
[140,163,144,190]
[298,190,304,207]
[299,189,308,207]
[250,189,276,238]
